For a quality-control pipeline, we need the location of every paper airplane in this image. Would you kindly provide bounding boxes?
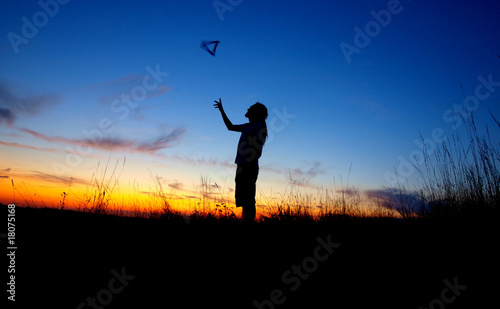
[200,40,220,56]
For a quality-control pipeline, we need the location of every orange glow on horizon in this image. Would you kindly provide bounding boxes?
[1,172,399,219]
[1,174,240,216]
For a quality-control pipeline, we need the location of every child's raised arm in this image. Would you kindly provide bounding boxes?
[214,98,239,131]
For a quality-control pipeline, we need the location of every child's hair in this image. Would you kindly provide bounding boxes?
[252,102,268,121]
[252,102,268,140]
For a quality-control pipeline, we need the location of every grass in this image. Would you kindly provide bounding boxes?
[387,113,500,220]
[76,155,126,215]
[8,112,499,224]
[11,196,498,309]
[6,113,498,309]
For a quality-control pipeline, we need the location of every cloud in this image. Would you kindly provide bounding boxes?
[28,171,87,186]
[149,85,172,98]
[259,163,283,174]
[364,188,398,201]
[287,161,326,187]
[335,188,359,196]
[19,127,186,155]
[168,182,184,190]
[4,169,87,186]
[364,188,421,210]
[96,74,172,106]
[0,140,60,153]
[171,155,233,169]
[0,107,15,126]
[86,137,136,150]
[290,161,324,179]
[135,128,185,153]
[18,128,75,145]
[0,81,60,125]
[0,167,11,179]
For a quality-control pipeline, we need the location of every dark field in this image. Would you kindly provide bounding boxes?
[4,205,498,308]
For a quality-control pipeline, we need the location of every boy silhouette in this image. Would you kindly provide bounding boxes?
[214,98,268,223]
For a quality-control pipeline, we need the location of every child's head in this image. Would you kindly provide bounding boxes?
[245,102,268,122]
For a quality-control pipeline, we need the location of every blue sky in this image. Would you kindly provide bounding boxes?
[1,0,499,205]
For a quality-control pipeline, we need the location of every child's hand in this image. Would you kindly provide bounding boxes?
[213,98,223,110]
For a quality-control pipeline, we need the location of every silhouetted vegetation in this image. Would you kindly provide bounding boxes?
[387,113,500,220]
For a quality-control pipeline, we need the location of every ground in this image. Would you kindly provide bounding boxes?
[4,205,499,308]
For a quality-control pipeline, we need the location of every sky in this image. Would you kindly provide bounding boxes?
[1,0,499,211]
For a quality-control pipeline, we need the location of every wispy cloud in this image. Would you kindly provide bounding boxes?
[28,170,87,186]
[364,188,398,201]
[87,72,173,123]
[0,107,15,126]
[0,168,10,179]
[0,140,60,153]
[19,127,186,155]
[95,74,172,105]
[292,161,324,178]
[364,188,420,210]
[259,163,283,174]
[4,169,87,186]
[168,182,184,190]
[171,155,233,168]
[288,161,326,186]
[147,85,172,99]
[0,81,60,126]
[335,188,359,196]
[135,129,185,153]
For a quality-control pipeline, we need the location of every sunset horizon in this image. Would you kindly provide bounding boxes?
[2,2,499,220]
[1,1,499,308]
